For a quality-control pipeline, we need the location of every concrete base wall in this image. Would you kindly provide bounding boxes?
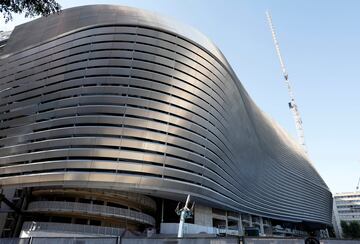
[160,223,239,236]
[194,204,212,227]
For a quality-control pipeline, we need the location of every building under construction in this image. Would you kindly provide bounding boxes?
[0,5,332,238]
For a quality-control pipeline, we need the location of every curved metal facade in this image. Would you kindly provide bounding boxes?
[0,5,332,225]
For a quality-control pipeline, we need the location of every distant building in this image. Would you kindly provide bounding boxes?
[0,5,332,238]
[333,192,360,238]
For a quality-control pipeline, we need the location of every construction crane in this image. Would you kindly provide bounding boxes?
[266,10,307,154]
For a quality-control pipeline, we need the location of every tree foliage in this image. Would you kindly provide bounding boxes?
[341,220,360,239]
[0,0,61,23]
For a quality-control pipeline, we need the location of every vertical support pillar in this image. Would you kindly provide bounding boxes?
[161,199,164,223]
[249,215,253,227]
[194,205,212,227]
[225,211,228,230]
[238,213,243,236]
[259,217,264,236]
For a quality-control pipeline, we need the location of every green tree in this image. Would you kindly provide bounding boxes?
[0,0,61,23]
[341,220,360,239]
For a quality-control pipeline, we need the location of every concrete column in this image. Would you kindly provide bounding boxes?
[259,217,264,236]
[161,199,164,223]
[238,214,244,236]
[225,211,228,230]
[332,200,343,238]
[249,215,253,227]
[194,204,212,227]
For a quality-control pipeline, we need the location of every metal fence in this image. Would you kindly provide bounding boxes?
[1,237,360,244]
[22,222,124,237]
[0,237,240,244]
[243,238,360,244]
[27,201,155,226]
[121,237,240,244]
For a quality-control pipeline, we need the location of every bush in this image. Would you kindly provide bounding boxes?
[341,220,360,238]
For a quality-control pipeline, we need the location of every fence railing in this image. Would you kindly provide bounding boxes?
[27,201,155,226]
[1,237,240,244]
[21,221,124,237]
[1,236,360,244]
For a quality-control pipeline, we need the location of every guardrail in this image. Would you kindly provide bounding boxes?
[21,221,124,237]
[2,237,360,244]
[27,201,155,226]
[160,222,240,236]
[0,236,241,244]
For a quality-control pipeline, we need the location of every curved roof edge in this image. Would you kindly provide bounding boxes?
[3,5,228,66]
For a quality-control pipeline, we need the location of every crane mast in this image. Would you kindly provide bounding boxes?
[266,11,307,154]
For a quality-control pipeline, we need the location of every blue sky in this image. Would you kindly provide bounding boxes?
[1,0,359,194]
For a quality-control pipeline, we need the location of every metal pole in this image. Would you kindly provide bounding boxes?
[161,198,164,222]
[178,210,186,238]
[177,195,190,238]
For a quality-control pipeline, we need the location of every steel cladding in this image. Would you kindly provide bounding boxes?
[0,5,332,225]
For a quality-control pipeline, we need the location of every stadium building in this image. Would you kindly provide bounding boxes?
[0,5,332,238]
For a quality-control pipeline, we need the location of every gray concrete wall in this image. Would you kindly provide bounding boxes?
[194,205,213,227]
